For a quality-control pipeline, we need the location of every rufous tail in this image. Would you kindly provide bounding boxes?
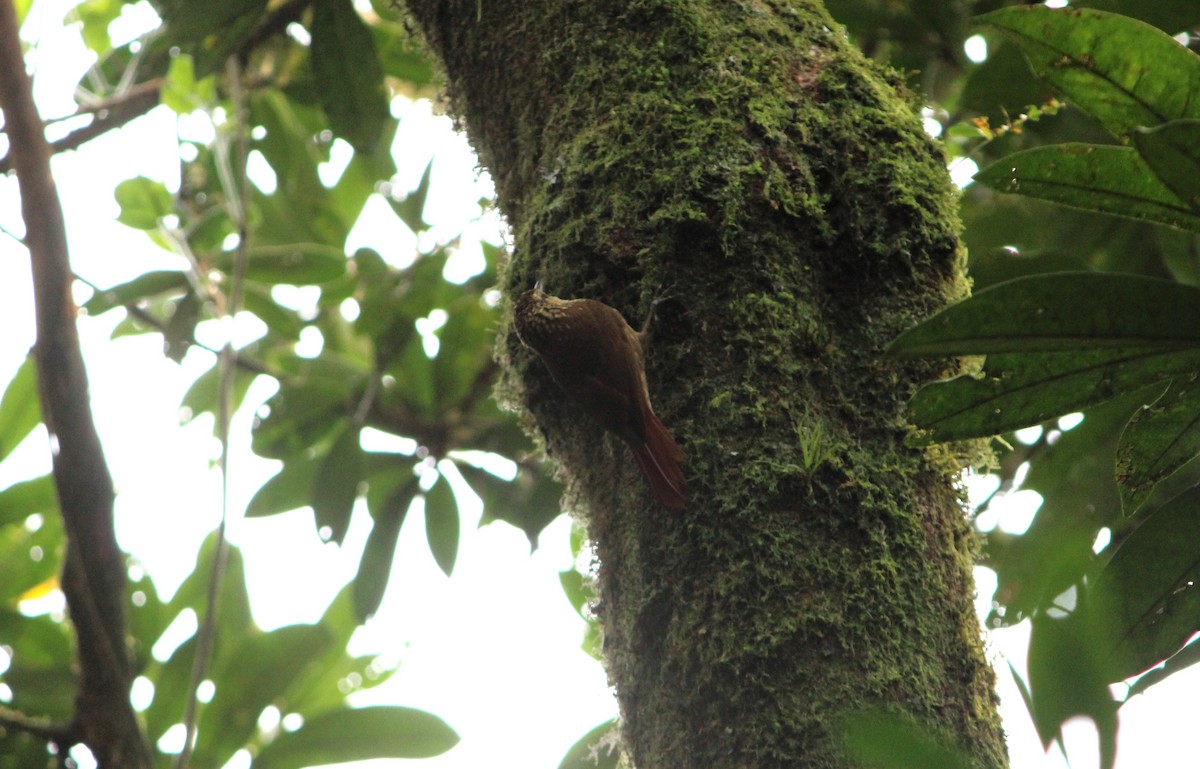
[630,411,687,512]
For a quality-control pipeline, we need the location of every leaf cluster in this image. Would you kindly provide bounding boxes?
[886,6,1200,766]
[0,0,566,765]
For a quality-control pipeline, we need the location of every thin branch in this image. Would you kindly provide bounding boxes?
[0,79,161,173]
[0,706,77,746]
[175,54,254,769]
[0,1,151,766]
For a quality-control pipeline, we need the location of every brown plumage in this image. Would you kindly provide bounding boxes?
[513,287,687,512]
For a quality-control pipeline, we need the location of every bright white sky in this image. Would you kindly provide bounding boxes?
[2,2,1199,769]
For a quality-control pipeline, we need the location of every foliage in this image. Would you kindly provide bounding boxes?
[0,0,559,765]
[883,6,1200,768]
[3,0,1200,767]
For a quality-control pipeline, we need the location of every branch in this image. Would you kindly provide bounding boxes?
[0,0,314,173]
[0,706,77,746]
[0,78,161,174]
[0,2,151,766]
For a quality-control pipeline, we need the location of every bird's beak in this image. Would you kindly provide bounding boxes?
[534,279,544,292]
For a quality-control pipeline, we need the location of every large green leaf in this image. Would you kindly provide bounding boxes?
[890,272,1200,355]
[0,514,63,605]
[0,609,75,720]
[893,273,1200,440]
[310,0,390,154]
[1133,120,1200,212]
[311,425,364,544]
[0,356,40,464]
[457,460,562,548]
[981,397,1134,627]
[905,350,1190,442]
[1026,610,1117,769]
[251,381,347,459]
[973,145,1200,233]
[214,244,348,285]
[390,160,432,234]
[1115,376,1200,514]
[253,706,459,769]
[1087,486,1200,683]
[432,296,497,408]
[424,475,459,576]
[158,0,266,50]
[167,534,252,638]
[353,474,418,622]
[193,624,337,769]
[0,475,58,529]
[179,355,260,428]
[246,455,317,518]
[277,587,399,717]
[981,6,1200,140]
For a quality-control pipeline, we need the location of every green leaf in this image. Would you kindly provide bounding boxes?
[982,396,1132,627]
[424,475,459,576]
[973,145,1200,233]
[1116,376,1200,515]
[168,534,252,634]
[353,474,418,622]
[1026,610,1117,769]
[251,382,347,459]
[890,272,1200,356]
[905,350,1192,442]
[372,24,436,88]
[162,54,216,113]
[242,284,305,338]
[164,290,201,362]
[0,609,74,719]
[558,569,590,618]
[194,624,337,769]
[558,719,619,769]
[432,296,497,407]
[1088,485,1200,682]
[0,475,58,528]
[114,176,173,230]
[0,514,63,607]
[159,0,266,46]
[180,355,259,427]
[457,460,562,549]
[246,455,317,518]
[980,6,1200,140]
[1125,635,1200,700]
[0,356,40,464]
[1133,120,1200,212]
[254,706,459,769]
[1089,484,1200,676]
[73,0,121,54]
[311,0,390,154]
[84,270,190,315]
[391,160,432,233]
[311,425,364,544]
[214,245,348,285]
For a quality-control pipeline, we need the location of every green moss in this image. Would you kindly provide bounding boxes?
[417,0,1005,767]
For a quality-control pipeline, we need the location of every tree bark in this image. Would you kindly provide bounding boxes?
[408,1,1007,767]
[0,2,152,766]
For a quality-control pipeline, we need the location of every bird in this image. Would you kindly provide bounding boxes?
[512,285,687,512]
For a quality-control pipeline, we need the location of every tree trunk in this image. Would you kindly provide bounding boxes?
[408,2,1007,767]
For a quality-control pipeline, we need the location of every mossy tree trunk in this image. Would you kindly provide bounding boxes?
[407,2,1007,767]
